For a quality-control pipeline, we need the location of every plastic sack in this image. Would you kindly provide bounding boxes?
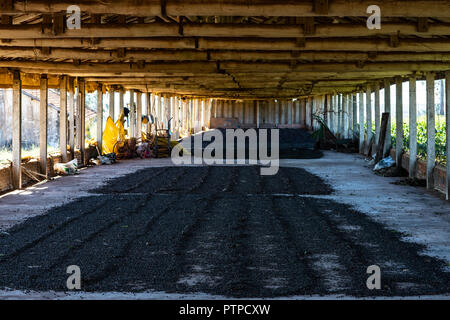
[102,117,119,155]
[54,159,78,175]
[374,156,395,171]
[102,115,126,155]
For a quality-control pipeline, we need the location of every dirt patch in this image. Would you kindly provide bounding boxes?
[0,166,448,297]
[374,167,408,177]
[391,178,427,187]
[92,166,334,196]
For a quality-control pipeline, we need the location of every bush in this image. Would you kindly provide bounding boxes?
[391,121,447,164]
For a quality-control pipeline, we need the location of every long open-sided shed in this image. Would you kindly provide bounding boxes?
[1,1,450,301]
[0,0,448,200]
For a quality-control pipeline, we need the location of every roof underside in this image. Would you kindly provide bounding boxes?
[1,0,450,98]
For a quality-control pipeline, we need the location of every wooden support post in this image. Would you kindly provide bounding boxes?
[60,75,68,162]
[77,78,86,166]
[68,77,75,160]
[280,100,286,124]
[200,98,204,128]
[173,96,178,133]
[287,100,293,125]
[366,85,372,155]
[338,94,343,137]
[129,90,135,138]
[109,88,115,121]
[352,94,357,141]
[336,95,340,136]
[207,99,212,128]
[302,99,307,127]
[327,95,331,132]
[374,83,381,150]
[340,94,344,137]
[12,71,22,189]
[426,73,436,189]
[255,100,260,128]
[409,76,417,178]
[330,94,337,135]
[166,95,171,129]
[383,79,392,157]
[324,95,329,128]
[275,100,280,125]
[334,95,339,134]
[395,77,403,168]
[96,84,103,154]
[39,74,48,177]
[295,100,300,125]
[136,91,142,139]
[343,94,348,138]
[147,93,152,135]
[211,99,216,119]
[445,71,450,200]
[375,113,390,165]
[358,91,364,153]
[119,87,124,115]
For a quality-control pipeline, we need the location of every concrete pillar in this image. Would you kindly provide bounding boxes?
[426,73,436,189]
[395,77,404,168]
[136,91,142,139]
[358,92,364,152]
[68,78,75,160]
[96,84,103,154]
[12,71,22,189]
[374,83,381,149]
[60,76,68,162]
[409,77,417,178]
[109,88,115,121]
[39,74,48,177]
[383,79,392,157]
[445,71,450,200]
[366,85,373,154]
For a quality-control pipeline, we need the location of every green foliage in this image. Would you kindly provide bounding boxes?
[391,121,447,164]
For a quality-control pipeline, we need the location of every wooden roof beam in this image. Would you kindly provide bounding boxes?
[2,22,449,39]
[6,1,450,18]
[2,38,450,52]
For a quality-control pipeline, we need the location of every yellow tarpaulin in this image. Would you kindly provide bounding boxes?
[102,115,126,155]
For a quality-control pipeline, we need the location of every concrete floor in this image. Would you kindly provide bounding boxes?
[282,152,450,267]
[0,151,449,299]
